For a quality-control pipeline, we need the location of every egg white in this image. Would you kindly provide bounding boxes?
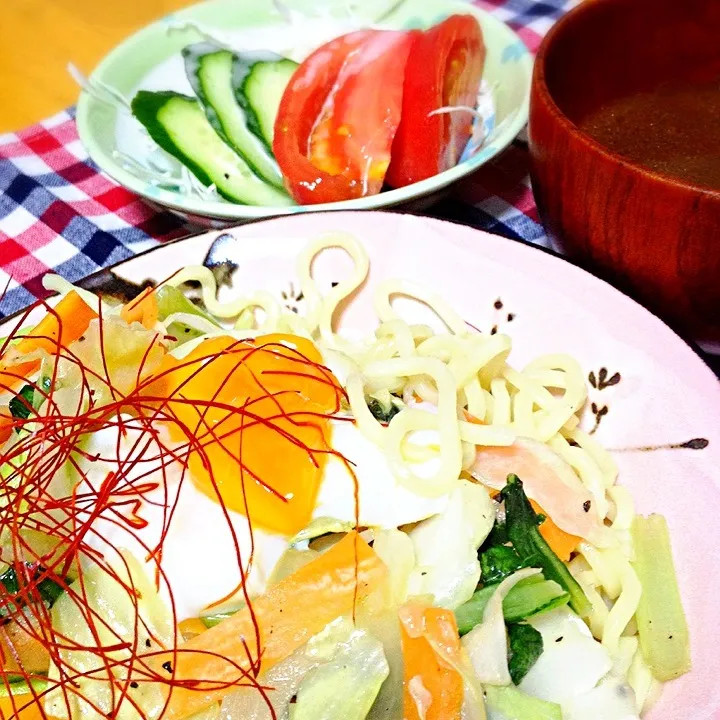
[74,415,449,621]
[514,608,640,720]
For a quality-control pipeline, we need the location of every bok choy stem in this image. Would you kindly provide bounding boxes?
[631,513,690,681]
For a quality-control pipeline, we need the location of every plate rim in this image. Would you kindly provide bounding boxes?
[7,209,716,381]
[75,0,532,220]
[3,210,719,718]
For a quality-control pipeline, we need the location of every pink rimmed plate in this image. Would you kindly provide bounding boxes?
[3,211,719,719]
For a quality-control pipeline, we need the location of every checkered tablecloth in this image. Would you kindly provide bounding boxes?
[0,0,572,319]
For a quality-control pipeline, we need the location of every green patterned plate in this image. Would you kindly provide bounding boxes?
[76,0,532,223]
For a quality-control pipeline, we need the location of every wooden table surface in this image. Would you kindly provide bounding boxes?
[1,0,191,133]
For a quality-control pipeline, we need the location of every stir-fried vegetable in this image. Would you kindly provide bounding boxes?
[399,604,464,720]
[0,612,50,676]
[0,680,49,720]
[120,287,159,329]
[0,565,65,617]
[462,569,540,686]
[45,551,174,720]
[407,480,494,609]
[366,393,400,424]
[221,617,388,720]
[529,500,580,563]
[53,316,165,411]
[472,439,610,548]
[479,544,527,585]
[507,623,544,685]
[156,533,386,719]
[516,608,613,708]
[8,385,37,423]
[455,577,570,635]
[501,476,591,617]
[484,684,562,720]
[0,291,97,443]
[154,284,221,346]
[289,620,389,720]
[372,528,415,606]
[0,565,66,676]
[631,514,691,681]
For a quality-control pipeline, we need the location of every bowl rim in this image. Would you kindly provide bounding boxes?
[530,0,720,200]
[75,0,533,220]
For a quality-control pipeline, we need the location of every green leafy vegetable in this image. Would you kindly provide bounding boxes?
[154,285,221,346]
[501,475,591,617]
[0,677,48,699]
[632,513,691,681]
[503,579,569,624]
[455,578,570,635]
[200,610,238,629]
[480,544,527,584]
[508,622,544,685]
[366,395,400,423]
[483,518,509,547]
[155,285,217,324]
[0,565,65,617]
[9,385,36,421]
[484,684,562,720]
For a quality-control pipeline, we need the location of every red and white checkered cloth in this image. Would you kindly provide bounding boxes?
[0,0,572,319]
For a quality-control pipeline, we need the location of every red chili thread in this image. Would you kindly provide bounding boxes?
[0,307,361,720]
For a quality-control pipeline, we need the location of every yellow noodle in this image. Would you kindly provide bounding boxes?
[601,559,642,655]
[164,233,659,709]
[578,542,623,600]
[490,377,512,426]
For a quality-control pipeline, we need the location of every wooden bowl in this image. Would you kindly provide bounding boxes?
[529,0,720,349]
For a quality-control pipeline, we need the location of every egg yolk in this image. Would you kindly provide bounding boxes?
[142,334,343,536]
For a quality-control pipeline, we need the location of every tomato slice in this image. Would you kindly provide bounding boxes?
[386,14,486,188]
[273,29,418,204]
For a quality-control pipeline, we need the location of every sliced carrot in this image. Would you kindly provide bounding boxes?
[400,604,463,720]
[463,410,485,425]
[483,490,580,562]
[178,617,207,641]
[120,288,158,330]
[531,499,581,562]
[0,291,97,395]
[0,695,55,720]
[156,532,386,719]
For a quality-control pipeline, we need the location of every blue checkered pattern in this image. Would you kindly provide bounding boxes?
[0,0,576,321]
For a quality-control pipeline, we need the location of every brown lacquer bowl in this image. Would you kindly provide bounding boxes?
[529,0,720,348]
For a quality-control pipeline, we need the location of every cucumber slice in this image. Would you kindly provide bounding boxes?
[131,90,293,207]
[183,43,286,189]
[234,52,298,150]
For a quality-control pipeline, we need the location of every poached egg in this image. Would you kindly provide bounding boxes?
[76,333,449,620]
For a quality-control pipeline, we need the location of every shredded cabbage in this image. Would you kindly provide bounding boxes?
[372,528,415,606]
[484,684,562,720]
[407,480,494,609]
[289,620,389,720]
[220,618,387,720]
[45,551,174,720]
[463,568,541,685]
